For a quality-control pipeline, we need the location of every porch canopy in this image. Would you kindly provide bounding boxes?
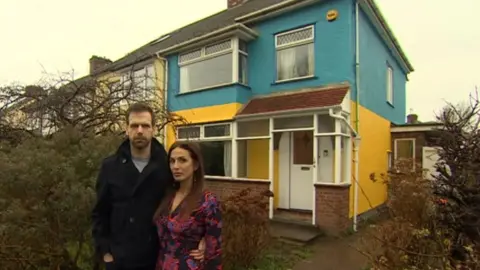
[232,83,354,220]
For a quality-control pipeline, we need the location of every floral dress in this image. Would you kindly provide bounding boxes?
[155,190,222,270]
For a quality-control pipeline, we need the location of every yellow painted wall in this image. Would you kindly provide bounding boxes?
[166,102,243,148]
[348,101,391,217]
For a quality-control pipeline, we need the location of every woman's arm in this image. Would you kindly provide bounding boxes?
[204,193,222,269]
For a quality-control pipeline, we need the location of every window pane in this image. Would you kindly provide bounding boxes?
[277,43,314,81]
[274,116,312,130]
[317,114,335,133]
[293,131,313,165]
[178,126,200,139]
[204,124,230,137]
[387,67,393,103]
[239,53,248,85]
[237,120,269,137]
[396,140,414,159]
[200,141,231,176]
[237,140,247,178]
[180,53,232,93]
[317,136,335,183]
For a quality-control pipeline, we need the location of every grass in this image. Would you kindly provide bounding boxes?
[245,240,313,270]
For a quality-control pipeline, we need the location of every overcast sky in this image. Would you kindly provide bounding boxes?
[0,0,478,121]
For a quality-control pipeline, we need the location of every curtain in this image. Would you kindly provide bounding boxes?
[278,48,297,80]
[223,141,232,177]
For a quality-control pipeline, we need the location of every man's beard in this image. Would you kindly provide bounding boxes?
[131,136,151,150]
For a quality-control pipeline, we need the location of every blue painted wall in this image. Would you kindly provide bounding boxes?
[248,0,354,95]
[357,8,407,124]
[168,0,356,111]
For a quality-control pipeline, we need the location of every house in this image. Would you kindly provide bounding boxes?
[42,0,412,233]
[140,0,413,233]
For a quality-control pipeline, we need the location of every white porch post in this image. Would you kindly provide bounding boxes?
[345,136,352,183]
[312,114,318,225]
[268,118,274,219]
[231,121,238,178]
[334,119,342,184]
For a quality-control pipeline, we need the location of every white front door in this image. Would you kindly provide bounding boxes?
[278,131,314,210]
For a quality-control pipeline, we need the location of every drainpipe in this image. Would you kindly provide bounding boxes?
[353,0,361,232]
[155,53,169,147]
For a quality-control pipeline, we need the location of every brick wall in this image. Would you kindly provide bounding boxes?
[205,177,270,201]
[315,184,351,234]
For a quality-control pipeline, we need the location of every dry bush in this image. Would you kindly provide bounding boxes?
[220,188,274,269]
[359,160,454,269]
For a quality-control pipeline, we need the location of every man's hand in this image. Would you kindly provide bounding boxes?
[190,237,206,261]
[103,253,114,263]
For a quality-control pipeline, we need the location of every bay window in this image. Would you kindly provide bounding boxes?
[176,123,232,177]
[178,38,248,93]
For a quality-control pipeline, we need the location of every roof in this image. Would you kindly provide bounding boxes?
[236,84,349,116]
[94,0,289,74]
[391,122,443,133]
[89,0,413,76]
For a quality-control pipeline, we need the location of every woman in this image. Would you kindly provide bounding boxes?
[154,141,222,270]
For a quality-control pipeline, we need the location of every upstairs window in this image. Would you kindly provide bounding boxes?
[275,25,315,82]
[117,64,156,104]
[178,38,248,93]
[386,65,393,104]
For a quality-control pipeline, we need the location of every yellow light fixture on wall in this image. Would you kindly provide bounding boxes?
[327,9,338,21]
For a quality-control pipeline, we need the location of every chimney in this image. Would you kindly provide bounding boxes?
[407,114,419,124]
[228,0,249,9]
[89,55,112,75]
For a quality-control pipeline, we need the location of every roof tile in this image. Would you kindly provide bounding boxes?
[237,84,349,116]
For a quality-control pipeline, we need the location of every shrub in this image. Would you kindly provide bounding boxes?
[220,188,274,269]
[0,127,122,269]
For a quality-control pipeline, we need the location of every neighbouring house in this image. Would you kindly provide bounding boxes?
[5,54,168,139]
[391,113,443,180]
[13,0,414,233]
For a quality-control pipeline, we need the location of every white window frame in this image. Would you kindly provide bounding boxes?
[119,64,156,102]
[176,122,233,178]
[394,138,415,170]
[275,25,315,83]
[386,65,394,105]
[178,37,248,93]
[176,122,232,141]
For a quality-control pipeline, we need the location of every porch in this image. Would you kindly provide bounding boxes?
[232,84,358,231]
[174,84,360,233]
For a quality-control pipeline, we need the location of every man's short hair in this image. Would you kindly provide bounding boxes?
[126,102,155,125]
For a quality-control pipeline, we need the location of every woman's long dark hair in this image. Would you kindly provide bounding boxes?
[154,141,205,220]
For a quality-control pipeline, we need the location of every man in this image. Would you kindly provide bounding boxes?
[91,103,204,270]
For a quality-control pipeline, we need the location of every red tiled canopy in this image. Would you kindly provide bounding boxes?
[236,84,349,116]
